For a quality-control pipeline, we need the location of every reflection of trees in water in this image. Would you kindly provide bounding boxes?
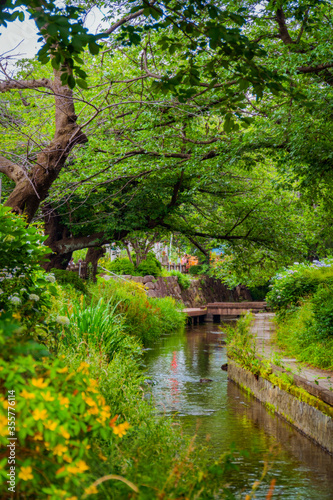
[184,324,227,375]
[145,324,333,499]
[185,329,211,375]
[226,382,333,495]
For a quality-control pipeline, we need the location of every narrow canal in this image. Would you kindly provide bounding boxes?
[143,321,333,499]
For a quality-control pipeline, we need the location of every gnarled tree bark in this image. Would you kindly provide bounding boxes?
[1,71,87,222]
[85,247,106,281]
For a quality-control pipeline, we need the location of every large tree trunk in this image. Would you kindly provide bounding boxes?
[42,204,73,271]
[41,204,113,271]
[0,71,87,222]
[85,247,106,281]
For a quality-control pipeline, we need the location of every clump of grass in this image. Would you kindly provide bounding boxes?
[58,293,141,358]
[275,300,333,369]
[89,279,185,344]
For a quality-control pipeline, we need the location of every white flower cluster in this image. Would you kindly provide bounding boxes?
[311,259,333,268]
[28,294,40,302]
[56,316,70,326]
[0,266,27,282]
[9,295,21,305]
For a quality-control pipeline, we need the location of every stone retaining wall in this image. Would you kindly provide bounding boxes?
[105,274,252,307]
[228,359,333,454]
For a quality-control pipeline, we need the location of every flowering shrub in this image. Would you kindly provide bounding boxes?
[266,259,333,314]
[0,315,130,499]
[0,206,56,333]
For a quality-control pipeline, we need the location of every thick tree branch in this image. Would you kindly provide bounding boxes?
[0,78,52,92]
[275,8,294,44]
[297,63,333,74]
[168,169,184,208]
[0,156,25,184]
[186,235,209,257]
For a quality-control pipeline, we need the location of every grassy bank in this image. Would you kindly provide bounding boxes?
[0,211,277,498]
[266,260,333,370]
[1,274,238,499]
[275,300,333,370]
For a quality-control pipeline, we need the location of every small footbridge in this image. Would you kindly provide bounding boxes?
[183,302,268,324]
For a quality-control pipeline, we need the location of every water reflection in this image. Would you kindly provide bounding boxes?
[143,322,333,499]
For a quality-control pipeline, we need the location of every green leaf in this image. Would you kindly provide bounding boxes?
[76,78,87,89]
[67,75,75,89]
[88,40,100,55]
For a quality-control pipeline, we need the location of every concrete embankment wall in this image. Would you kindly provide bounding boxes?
[228,360,333,454]
[114,275,252,307]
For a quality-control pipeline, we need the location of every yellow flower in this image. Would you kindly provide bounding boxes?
[58,395,70,408]
[31,378,48,389]
[97,395,106,406]
[98,452,107,461]
[41,391,55,402]
[84,484,98,495]
[87,407,99,416]
[32,408,48,421]
[59,426,70,439]
[33,432,43,441]
[0,414,8,436]
[20,389,35,400]
[63,454,73,463]
[57,366,68,373]
[18,466,33,481]
[78,362,90,374]
[12,312,21,320]
[53,444,68,457]
[45,420,58,431]
[112,422,130,438]
[84,396,96,407]
[86,379,99,393]
[96,407,111,424]
[89,378,98,388]
[67,459,89,475]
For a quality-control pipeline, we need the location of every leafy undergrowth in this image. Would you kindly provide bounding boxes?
[0,311,249,500]
[0,211,277,499]
[267,260,333,369]
[275,300,333,370]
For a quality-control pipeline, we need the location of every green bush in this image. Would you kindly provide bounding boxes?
[266,259,333,314]
[248,284,269,301]
[146,251,162,270]
[188,264,204,275]
[51,268,88,294]
[276,299,333,369]
[136,259,161,277]
[170,270,191,290]
[0,205,55,333]
[108,258,136,276]
[311,284,333,338]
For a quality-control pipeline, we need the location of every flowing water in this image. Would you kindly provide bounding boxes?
[143,322,333,499]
